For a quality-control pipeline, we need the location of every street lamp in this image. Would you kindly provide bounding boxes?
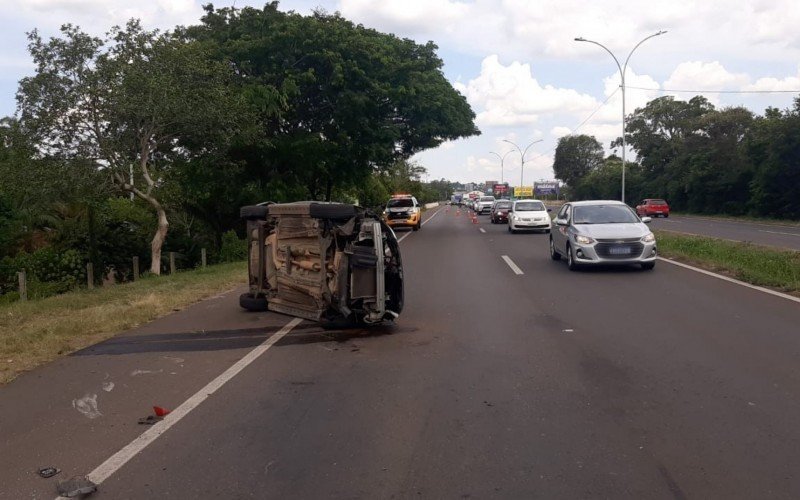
[489,150,513,184]
[503,139,543,188]
[574,30,667,204]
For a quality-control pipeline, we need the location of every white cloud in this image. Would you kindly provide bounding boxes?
[339,0,467,34]
[461,55,598,127]
[746,67,800,92]
[551,126,572,138]
[663,61,749,105]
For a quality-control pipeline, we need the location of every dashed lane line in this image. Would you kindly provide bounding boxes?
[501,255,524,275]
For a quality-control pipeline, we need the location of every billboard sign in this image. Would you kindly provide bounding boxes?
[493,183,509,196]
[534,181,560,196]
[514,186,533,197]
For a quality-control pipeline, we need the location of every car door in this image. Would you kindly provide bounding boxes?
[636,200,646,215]
[553,204,570,252]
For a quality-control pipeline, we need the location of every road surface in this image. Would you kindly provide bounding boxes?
[648,214,800,250]
[2,206,800,499]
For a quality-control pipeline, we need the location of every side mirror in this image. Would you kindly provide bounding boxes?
[641,217,652,223]
[556,219,568,226]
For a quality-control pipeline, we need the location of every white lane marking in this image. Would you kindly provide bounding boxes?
[397,207,442,243]
[65,318,303,494]
[759,229,800,237]
[501,255,524,275]
[479,228,486,233]
[657,257,800,304]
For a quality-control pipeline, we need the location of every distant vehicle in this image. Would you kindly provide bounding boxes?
[384,194,421,231]
[475,196,496,214]
[451,193,463,205]
[636,198,670,218]
[238,201,403,324]
[549,200,656,271]
[490,200,513,224]
[508,199,551,233]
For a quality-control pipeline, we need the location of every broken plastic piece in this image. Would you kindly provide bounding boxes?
[153,406,171,417]
[38,467,60,478]
[137,415,163,425]
[56,476,97,497]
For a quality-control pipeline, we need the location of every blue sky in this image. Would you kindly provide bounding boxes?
[2,0,799,186]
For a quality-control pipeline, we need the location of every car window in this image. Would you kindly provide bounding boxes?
[387,198,414,208]
[650,199,667,205]
[480,196,495,202]
[515,201,545,211]
[495,202,512,209]
[557,205,569,219]
[573,205,639,224]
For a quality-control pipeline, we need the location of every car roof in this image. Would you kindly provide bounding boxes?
[513,199,545,204]
[567,200,627,206]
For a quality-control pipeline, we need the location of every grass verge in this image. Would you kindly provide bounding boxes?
[670,212,800,227]
[0,261,246,385]
[655,231,800,295]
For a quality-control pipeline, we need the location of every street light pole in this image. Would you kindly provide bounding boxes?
[574,30,667,204]
[489,150,513,184]
[502,139,542,189]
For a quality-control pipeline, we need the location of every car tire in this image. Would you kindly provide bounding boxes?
[566,244,580,271]
[413,222,420,231]
[239,292,268,311]
[508,225,516,234]
[308,202,359,220]
[549,237,561,261]
[240,205,270,220]
[664,214,669,218]
[641,262,655,270]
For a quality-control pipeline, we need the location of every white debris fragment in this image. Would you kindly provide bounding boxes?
[72,394,102,419]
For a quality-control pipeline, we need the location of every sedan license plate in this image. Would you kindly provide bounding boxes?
[609,246,632,255]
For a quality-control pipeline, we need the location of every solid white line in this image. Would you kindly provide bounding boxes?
[759,229,800,237]
[657,257,800,304]
[479,228,486,233]
[60,317,303,496]
[501,255,524,275]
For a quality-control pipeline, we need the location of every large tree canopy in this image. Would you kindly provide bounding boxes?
[186,3,479,200]
[552,134,604,187]
[17,21,247,273]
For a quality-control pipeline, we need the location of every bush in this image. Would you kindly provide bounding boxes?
[218,230,247,263]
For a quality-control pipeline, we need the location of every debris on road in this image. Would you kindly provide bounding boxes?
[37,467,60,478]
[101,381,114,392]
[56,476,97,497]
[153,406,171,417]
[137,415,163,425]
[72,394,102,419]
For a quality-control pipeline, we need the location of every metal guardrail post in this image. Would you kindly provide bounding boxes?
[133,256,139,281]
[169,252,176,275]
[201,248,207,268]
[87,263,94,289]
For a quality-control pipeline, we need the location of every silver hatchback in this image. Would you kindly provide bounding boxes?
[549,200,657,270]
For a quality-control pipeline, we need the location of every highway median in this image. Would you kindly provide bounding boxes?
[655,230,800,296]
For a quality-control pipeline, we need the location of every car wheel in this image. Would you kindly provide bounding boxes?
[413,222,420,231]
[549,237,561,261]
[240,205,270,220]
[641,261,655,270]
[239,293,268,311]
[566,244,579,271]
[664,214,669,218]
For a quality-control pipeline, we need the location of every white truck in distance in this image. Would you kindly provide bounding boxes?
[475,196,496,214]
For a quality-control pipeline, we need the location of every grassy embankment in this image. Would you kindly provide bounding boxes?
[669,212,800,226]
[0,261,246,384]
[655,231,800,296]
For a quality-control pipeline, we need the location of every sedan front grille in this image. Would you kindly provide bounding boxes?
[595,242,645,259]
[388,212,408,220]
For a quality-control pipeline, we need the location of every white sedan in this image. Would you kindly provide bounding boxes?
[508,200,552,234]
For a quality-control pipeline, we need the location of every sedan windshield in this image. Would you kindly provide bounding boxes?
[494,202,512,209]
[573,205,639,224]
[480,196,495,202]
[515,201,545,211]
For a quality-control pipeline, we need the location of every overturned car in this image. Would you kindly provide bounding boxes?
[239,201,404,324]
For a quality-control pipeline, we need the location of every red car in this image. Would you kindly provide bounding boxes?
[636,198,670,218]
[490,200,513,223]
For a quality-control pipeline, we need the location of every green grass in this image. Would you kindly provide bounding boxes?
[0,261,246,385]
[655,231,800,294]
[670,212,800,226]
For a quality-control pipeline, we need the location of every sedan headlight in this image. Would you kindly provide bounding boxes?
[641,232,656,243]
[574,234,595,244]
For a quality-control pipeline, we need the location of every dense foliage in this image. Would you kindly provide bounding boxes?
[0,2,476,300]
[557,96,800,218]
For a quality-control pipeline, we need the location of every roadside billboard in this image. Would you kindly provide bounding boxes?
[513,186,533,197]
[493,183,510,196]
[534,181,560,196]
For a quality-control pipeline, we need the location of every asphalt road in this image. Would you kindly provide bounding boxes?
[3,206,800,499]
[648,215,800,250]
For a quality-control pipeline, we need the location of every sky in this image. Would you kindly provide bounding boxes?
[1,0,799,187]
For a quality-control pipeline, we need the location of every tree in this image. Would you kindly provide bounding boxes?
[187,4,479,201]
[552,134,604,187]
[17,21,246,274]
